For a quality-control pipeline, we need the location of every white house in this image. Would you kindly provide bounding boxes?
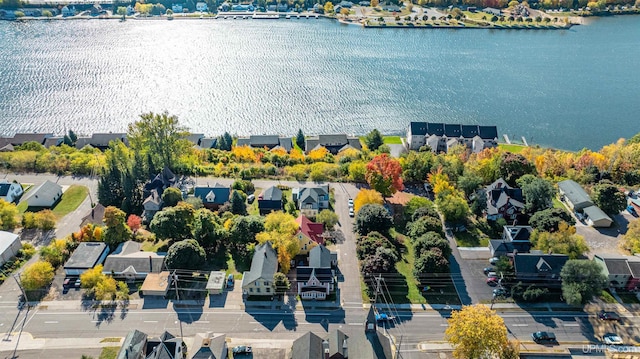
[0,231,21,267]
[242,241,277,297]
[0,180,23,203]
[22,180,62,208]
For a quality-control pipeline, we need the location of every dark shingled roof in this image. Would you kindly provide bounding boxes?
[290,332,325,359]
[461,125,479,138]
[64,242,108,269]
[444,124,462,137]
[427,122,445,136]
[297,267,333,283]
[409,122,429,136]
[513,253,568,279]
[328,329,348,359]
[261,186,283,201]
[117,329,147,359]
[309,244,331,268]
[478,125,498,139]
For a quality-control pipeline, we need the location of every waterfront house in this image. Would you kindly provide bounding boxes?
[583,205,613,227]
[43,136,63,148]
[512,253,568,288]
[189,332,228,359]
[0,231,21,267]
[196,2,208,11]
[102,241,165,281]
[235,135,293,152]
[242,241,277,298]
[304,134,361,155]
[406,122,498,153]
[0,180,23,203]
[0,139,14,152]
[64,242,109,276]
[142,167,179,221]
[483,7,502,16]
[293,185,330,216]
[185,133,204,147]
[172,4,183,13]
[89,133,127,150]
[558,180,593,211]
[61,6,75,16]
[258,186,283,215]
[194,183,231,210]
[295,215,324,255]
[22,180,62,208]
[485,178,524,221]
[9,133,53,146]
[198,137,217,149]
[488,225,533,257]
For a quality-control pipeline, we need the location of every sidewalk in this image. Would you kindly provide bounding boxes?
[0,332,120,352]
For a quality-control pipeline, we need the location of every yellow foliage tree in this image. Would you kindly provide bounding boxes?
[445,305,508,359]
[81,264,105,290]
[256,211,300,273]
[308,146,329,161]
[231,145,258,163]
[289,148,305,162]
[270,147,287,156]
[353,189,383,213]
[622,220,640,254]
[21,260,55,291]
[531,222,588,259]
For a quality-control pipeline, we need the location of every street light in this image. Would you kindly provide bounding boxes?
[172,271,183,339]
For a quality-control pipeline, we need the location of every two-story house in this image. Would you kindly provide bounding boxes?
[488,225,533,257]
[513,253,568,288]
[193,183,231,210]
[295,215,324,255]
[258,186,283,215]
[293,185,330,217]
[242,241,277,298]
[485,178,524,221]
[296,244,335,300]
[0,180,23,203]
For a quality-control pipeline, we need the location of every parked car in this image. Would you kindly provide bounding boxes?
[483,267,494,275]
[489,257,499,265]
[227,274,234,288]
[603,333,623,345]
[74,278,82,288]
[627,205,638,217]
[487,271,498,279]
[376,313,395,322]
[532,331,556,344]
[349,208,354,217]
[598,311,621,321]
[486,277,498,286]
[493,288,507,297]
[232,345,252,355]
[63,278,71,288]
[247,194,255,204]
[348,198,354,207]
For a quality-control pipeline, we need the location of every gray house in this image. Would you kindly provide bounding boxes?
[236,135,293,152]
[293,185,330,216]
[0,179,23,203]
[22,180,62,208]
[258,186,283,215]
[0,231,21,267]
[594,254,634,289]
[64,242,109,276]
[194,183,231,210]
[189,333,227,359]
[304,134,361,155]
[488,225,533,257]
[558,180,594,211]
[102,241,165,281]
[583,206,613,227]
[406,122,498,153]
[242,241,277,297]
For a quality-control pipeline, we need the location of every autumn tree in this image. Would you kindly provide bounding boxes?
[445,305,509,359]
[365,154,404,197]
[407,216,444,238]
[457,173,483,199]
[0,199,18,230]
[436,194,470,223]
[103,206,132,247]
[530,222,588,259]
[324,1,334,12]
[364,129,384,151]
[621,220,640,254]
[316,209,338,230]
[529,208,575,232]
[499,153,536,186]
[256,211,300,273]
[400,151,434,184]
[230,190,247,215]
[348,161,367,182]
[561,259,607,306]
[39,238,70,267]
[161,187,183,207]
[126,214,142,234]
[21,260,55,292]
[353,189,384,213]
[403,196,435,222]
[127,111,191,171]
[165,239,206,270]
[34,209,56,230]
[354,204,393,237]
[592,181,626,215]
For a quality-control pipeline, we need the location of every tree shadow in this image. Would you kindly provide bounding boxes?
[142,297,169,309]
[175,303,203,324]
[93,303,117,327]
[448,254,472,305]
[119,299,130,320]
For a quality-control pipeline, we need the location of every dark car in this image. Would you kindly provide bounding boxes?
[532,331,556,344]
[483,267,494,275]
[598,311,621,321]
[232,345,252,355]
[227,274,234,288]
[493,288,507,297]
[63,278,71,288]
[486,277,499,287]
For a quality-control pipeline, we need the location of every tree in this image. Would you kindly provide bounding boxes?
[499,153,536,186]
[436,194,470,223]
[256,212,300,273]
[0,0,22,9]
[273,272,291,295]
[0,199,18,230]
[117,6,127,18]
[400,151,434,184]
[592,181,626,215]
[445,305,509,359]
[361,247,398,274]
[364,129,384,151]
[324,1,334,13]
[39,239,69,267]
[21,261,55,291]
[356,231,397,260]
[162,187,183,207]
[529,208,575,232]
[103,206,132,247]
[371,0,379,6]
[295,129,305,151]
[165,239,206,270]
[414,248,449,276]
[403,196,435,222]
[193,209,226,253]
[149,202,195,240]
[413,232,450,258]
[34,209,56,230]
[365,154,404,196]
[228,215,264,269]
[127,111,191,171]
[561,259,607,306]
[457,173,483,199]
[354,189,384,213]
[230,190,248,215]
[126,214,142,234]
[354,204,393,236]
[622,220,640,254]
[408,216,444,238]
[316,209,338,230]
[340,7,349,15]
[516,174,554,213]
[531,223,588,259]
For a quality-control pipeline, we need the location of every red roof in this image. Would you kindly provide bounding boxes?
[295,215,324,245]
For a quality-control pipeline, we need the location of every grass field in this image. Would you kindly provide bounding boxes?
[499,143,527,153]
[99,346,119,359]
[383,136,403,144]
[52,185,88,219]
[395,241,427,304]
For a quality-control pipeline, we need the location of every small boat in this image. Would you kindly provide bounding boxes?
[286,14,291,19]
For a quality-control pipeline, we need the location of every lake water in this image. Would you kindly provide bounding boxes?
[0,16,639,150]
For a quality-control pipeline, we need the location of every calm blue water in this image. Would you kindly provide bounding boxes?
[0,16,639,150]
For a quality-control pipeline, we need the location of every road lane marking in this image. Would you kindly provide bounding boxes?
[199,321,210,323]
[440,324,448,327]
[144,320,158,323]
[512,324,528,327]
[564,323,580,327]
[348,323,362,326]
[44,321,58,324]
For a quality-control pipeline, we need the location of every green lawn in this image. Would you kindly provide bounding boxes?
[499,143,527,153]
[141,239,169,252]
[383,136,403,145]
[99,346,119,359]
[454,227,490,247]
[552,197,566,210]
[395,242,427,304]
[52,185,88,219]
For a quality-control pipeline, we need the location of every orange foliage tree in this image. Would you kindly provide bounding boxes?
[127,214,142,234]
[365,154,404,197]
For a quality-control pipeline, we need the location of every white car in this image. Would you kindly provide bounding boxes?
[603,333,623,345]
[349,208,354,217]
[348,199,354,207]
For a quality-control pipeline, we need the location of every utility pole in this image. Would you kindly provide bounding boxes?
[395,335,403,359]
[172,271,183,339]
[13,274,28,306]
[373,274,382,304]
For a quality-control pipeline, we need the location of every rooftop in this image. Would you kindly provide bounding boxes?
[64,242,108,269]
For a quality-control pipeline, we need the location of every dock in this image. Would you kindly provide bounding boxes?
[503,134,511,144]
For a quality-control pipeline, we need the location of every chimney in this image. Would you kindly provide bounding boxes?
[322,340,330,359]
[149,256,153,273]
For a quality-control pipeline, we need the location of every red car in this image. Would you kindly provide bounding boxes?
[598,311,620,321]
[486,277,499,286]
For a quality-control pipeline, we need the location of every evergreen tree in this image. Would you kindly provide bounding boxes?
[364,129,384,151]
[223,132,233,151]
[230,190,247,215]
[296,129,305,151]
